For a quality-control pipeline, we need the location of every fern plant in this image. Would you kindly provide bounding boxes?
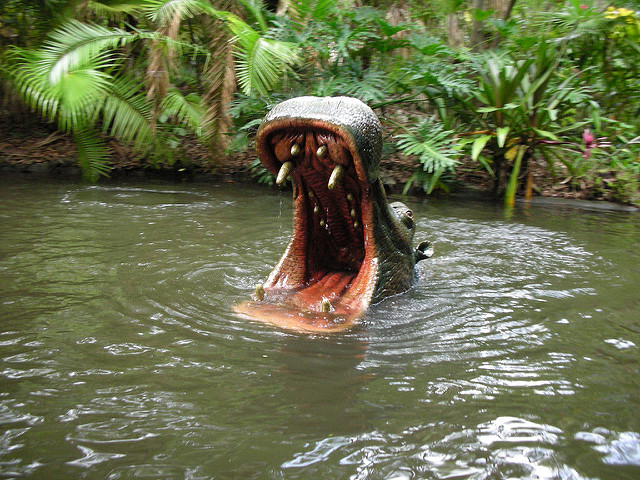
[8,21,153,180]
[395,117,461,194]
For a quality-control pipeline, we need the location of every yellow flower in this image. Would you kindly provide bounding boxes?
[605,6,638,19]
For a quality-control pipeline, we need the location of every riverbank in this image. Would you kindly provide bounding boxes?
[1,115,637,208]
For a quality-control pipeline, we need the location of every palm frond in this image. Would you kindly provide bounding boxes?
[87,0,147,19]
[102,75,154,150]
[9,48,61,120]
[344,69,388,104]
[285,0,335,25]
[235,34,298,96]
[161,87,202,132]
[237,0,269,32]
[42,20,137,84]
[10,44,113,131]
[212,11,298,96]
[145,0,215,24]
[54,68,111,132]
[73,128,112,182]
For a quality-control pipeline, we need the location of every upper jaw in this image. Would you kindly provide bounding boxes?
[256,96,383,185]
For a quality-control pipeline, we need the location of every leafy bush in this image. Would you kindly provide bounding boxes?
[395,117,461,194]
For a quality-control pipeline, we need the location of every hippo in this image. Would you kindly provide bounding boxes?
[234,96,432,332]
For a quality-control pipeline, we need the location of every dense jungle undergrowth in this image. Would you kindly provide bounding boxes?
[1,0,639,206]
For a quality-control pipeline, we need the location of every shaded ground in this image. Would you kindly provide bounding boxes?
[0,114,636,207]
[0,116,252,182]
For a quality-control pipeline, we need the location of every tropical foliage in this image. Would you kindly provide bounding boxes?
[1,0,638,204]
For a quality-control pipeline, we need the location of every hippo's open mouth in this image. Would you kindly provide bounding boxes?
[258,125,375,314]
[234,97,430,333]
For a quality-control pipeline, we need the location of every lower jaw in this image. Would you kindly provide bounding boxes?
[233,270,371,333]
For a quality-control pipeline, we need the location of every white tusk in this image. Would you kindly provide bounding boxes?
[327,165,345,190]
[290,144,301,156]
[321,297,331,313]
[316,145,328,158]
[253,284,265,301]
[276,161,293,186]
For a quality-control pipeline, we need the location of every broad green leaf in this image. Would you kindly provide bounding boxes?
[504,146,527,208]
[478,155,496,178]
[533,129,560,141]
[496,127,510,148]
[477,106,501,113]
[472,135,492,161]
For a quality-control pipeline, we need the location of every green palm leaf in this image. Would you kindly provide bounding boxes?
[102,75,154,150]
[235,34,298,96]
[42,21,136,84]
[217,12,298,96]
[145,0,216,23]
[161,87,202,132]
[87,0,147,18]
[73,128,112,182]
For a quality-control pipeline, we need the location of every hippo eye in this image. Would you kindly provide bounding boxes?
[401,210,414,229]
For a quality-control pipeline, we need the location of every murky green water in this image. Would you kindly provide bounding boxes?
[1,178,639,479]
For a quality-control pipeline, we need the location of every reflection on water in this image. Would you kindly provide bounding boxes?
[0,179,639,479]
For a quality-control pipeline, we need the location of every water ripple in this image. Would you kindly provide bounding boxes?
[1,181,638,479]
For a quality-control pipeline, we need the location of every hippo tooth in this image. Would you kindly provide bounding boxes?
[327,165,345,190]
[350,208,356,218]
[253,284,265,301]
[313,205,319,214]
[321,297,331,313]
[347,193,354,202]
[319,219,326,227]
[353,220,359,228]
[276,161,293,185]
[316,145,328,158]
[290,144,301,156]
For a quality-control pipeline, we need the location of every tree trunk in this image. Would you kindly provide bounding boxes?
[470,0,486,50]
[201,18,236,159]
[446,13,463,47]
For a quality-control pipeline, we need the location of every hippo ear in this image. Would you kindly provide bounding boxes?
[415,240,434,263]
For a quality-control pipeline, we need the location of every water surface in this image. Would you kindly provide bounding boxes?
[1,179,639,479]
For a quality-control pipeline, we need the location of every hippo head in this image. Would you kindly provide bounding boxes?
[234,96,431,333]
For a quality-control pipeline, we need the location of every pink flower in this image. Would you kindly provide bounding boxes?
[581,129,611,160]
[580,4,588,9]
[582,129,595,147]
